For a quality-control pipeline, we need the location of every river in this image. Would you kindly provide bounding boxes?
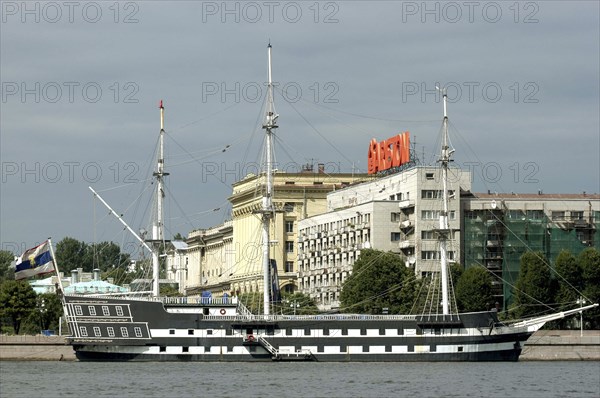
[1,361,599,397]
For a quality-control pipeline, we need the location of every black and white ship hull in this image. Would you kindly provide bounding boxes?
[63,295,550,362]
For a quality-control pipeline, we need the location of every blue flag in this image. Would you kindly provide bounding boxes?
[15,240,55,280]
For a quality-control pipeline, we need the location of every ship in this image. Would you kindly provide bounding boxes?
[61,45,597,361]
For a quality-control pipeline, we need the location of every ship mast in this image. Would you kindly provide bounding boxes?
[437,88,454,315]
[151,100,168,297]
[261,44,278,316]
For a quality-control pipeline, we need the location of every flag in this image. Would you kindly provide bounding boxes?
[15,240,55,280]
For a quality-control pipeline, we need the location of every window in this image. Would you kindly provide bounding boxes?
[285,220,294,233]
[88,306,96,316]
[391,232,401,242]
[527,210,544,220]
[285,241,294,253]
[390,212,401,222]
[120,327,129,337]
[285,261,294,273]
[93,327,101,337]
[107,327,115,337]
[426,173,434,180]
[304,328,311,336]
[571,211,584,220]
[182,347,189,353]
[421,190,442,199]
[74,305,83,316]
[116,306,124,316]
[422,210,440,220]
[283,202,295,212]
[79,326,88,337]
[421,251,455,260]
[160,346,166,352]
[552,211,565,220]
[421,230,436,240]
[134,327,143,337]
[188,329,194,335]
[102,306,109,316]
[169,329,175,335]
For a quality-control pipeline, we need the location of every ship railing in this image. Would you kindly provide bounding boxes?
[65,293,238,306]
[203,314,418,321]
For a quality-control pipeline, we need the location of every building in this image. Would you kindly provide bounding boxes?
[298,165,472,311]
[462,192,600,308]
[168,168,374,298]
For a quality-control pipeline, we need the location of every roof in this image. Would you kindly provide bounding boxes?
[466,192,600,200]
[171,241,188,250]
[64,280,128,294]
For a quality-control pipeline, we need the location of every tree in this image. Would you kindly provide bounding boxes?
[237,292,264,314]
[273,292,319,315]
[579,248,600,329]
[55,237,88,273]
[340,249,410,314]
[173,233,185,241]
[552,250,582,329]
[511,251,555,319]
[85,241,131,272]
[455,266,494,312]
[0,280,37,334]
[0,250,15,283]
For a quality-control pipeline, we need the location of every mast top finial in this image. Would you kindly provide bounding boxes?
[159,100,164,109]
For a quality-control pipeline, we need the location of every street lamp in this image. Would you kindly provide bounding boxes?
[577,297,586,337]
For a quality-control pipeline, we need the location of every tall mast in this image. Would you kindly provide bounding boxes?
[261,44,278,316]
[151,100,168,297]
[438,88,454,315]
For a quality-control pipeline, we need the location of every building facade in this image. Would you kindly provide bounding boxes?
[461,192,600,308]
[298,166,472,311]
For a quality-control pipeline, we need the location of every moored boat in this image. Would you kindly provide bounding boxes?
[61,45,597,361]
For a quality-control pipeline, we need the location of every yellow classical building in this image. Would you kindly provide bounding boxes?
[176,168,373,297]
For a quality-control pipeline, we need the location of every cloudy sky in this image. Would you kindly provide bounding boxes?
[1,1,598,256]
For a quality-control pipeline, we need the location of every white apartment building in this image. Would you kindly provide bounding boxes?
[298,166,472,311]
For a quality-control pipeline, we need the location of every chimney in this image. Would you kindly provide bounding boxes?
[71,269,79,284]
[93,268,101,281]
[318,163,325,174]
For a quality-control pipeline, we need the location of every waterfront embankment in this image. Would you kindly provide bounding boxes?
[1,330,598,361]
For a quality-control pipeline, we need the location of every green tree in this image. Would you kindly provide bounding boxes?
[340,249,410,314]
[85,241,131,272]
[0,280,37,334]
[237,292,264,314]
[455,266,494,312]
[24,293,64,333]
[511,251,555,319]
[173,233,185,241]
[273,292,319,315]
[579,248,600,329]
[552,250,582,329]
[102,267,135,287]
[0,250,15,283]
[55,237,88,273]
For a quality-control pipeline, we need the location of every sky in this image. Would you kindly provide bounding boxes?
[1,0,599,257]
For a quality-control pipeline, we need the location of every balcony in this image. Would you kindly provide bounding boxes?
[398,199,415,209]
[399,239,415,249]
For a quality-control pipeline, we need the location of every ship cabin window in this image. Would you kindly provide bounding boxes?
[169,329,175,335]
[363,345,370,353]
[88,306,96,316]
[121,327,129,337]
[341,329,348,336]
[225,329,232,336]
[286,328,292,336]
[188,329,194,335]
[116,306,124,316]
[102,306,110,316]
[93,327,101,337]
[134,327,143,337]
[379,328,385,335]
[304,328,311,336]
[75,305,83,316]
[207,330,213,335]
[435,328,442,335]
[458,346,463,352]
[182,347,189,353]
[203,308,209,316]
[385,346,392,353]
[360,329,367,336]
[397,328,404,335]
[107,327,115,337]
[323,329,330,336]
[79,326,88,337]
[317,346,324,353]
[160,346,166,352]
[246,328,253,335]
